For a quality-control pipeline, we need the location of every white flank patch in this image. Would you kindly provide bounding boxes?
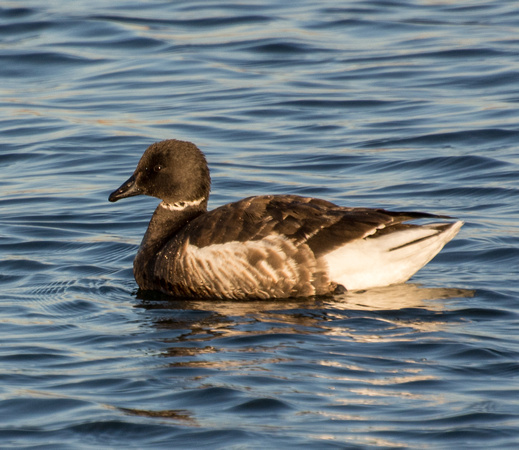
[323,221,463,291]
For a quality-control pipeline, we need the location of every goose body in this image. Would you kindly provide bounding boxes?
[109,139,462,299]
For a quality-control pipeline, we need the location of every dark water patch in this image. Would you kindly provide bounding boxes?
[68,36,166,51]
[261,153,368,174]
[165,429,265,449]
[458,168,519,185]
[0,238,75,253]
[370,154,508,175]
[314,17,391,30]
[444,345,516,362]
[277,98,398,110]
[460,69,519,90]
[0,258,54,274]
[169,386,244,408]
[1,122,67,138]
[246,41,320,55]
[228,397,293,413]
[0,151,44,166]
[0,20,54,36]
[361,128,519,148]
[56,377,146,394]
[68,419,181,446]
[217,332,323,348]
[340,46,505,67]
[0,51,96,78]
[406,47,508,60]
[442,307,515,322]
[0,397,93,426]
[1,350,72,366]
[373,185,517,204]
[465,247,519,265]
[0,6,35,19]
[448,361,519,378]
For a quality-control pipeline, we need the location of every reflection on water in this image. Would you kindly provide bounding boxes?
[119,407,197,425]
[137,282,473,309]
[136,283,474,340]
[128,284,474,428]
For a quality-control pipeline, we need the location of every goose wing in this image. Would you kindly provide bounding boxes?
[179,194,451,255]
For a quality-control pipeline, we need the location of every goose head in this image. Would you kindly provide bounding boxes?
[109,139,211,205]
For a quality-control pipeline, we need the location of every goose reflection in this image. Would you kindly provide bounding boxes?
[134,284,474,346]
[126,284,473,425]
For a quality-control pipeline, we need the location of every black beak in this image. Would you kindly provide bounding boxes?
[108,174,142,202]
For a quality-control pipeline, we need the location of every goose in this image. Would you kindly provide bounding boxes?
[109,139,462,299]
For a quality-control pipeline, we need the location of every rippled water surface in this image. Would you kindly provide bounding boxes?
[2,1,519,448]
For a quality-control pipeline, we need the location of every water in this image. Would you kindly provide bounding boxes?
[1,0,519,448]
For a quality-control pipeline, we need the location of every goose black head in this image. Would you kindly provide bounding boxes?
[109,139,211,205]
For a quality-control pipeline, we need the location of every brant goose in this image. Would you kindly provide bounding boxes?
[109,139,463,299]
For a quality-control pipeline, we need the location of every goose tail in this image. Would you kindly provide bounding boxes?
[324,220,463,291]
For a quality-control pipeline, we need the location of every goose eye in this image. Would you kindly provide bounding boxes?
[153,165,163,172]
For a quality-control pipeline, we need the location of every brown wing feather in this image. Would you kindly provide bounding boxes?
[174,195,449,256]
[178,195,447,257]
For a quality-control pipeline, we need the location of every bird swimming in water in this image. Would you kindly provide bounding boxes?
[109,139,463,299]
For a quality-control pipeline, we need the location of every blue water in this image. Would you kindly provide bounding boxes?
[1,1,519,448]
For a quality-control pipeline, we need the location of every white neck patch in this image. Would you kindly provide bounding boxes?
[160,197,205,211]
